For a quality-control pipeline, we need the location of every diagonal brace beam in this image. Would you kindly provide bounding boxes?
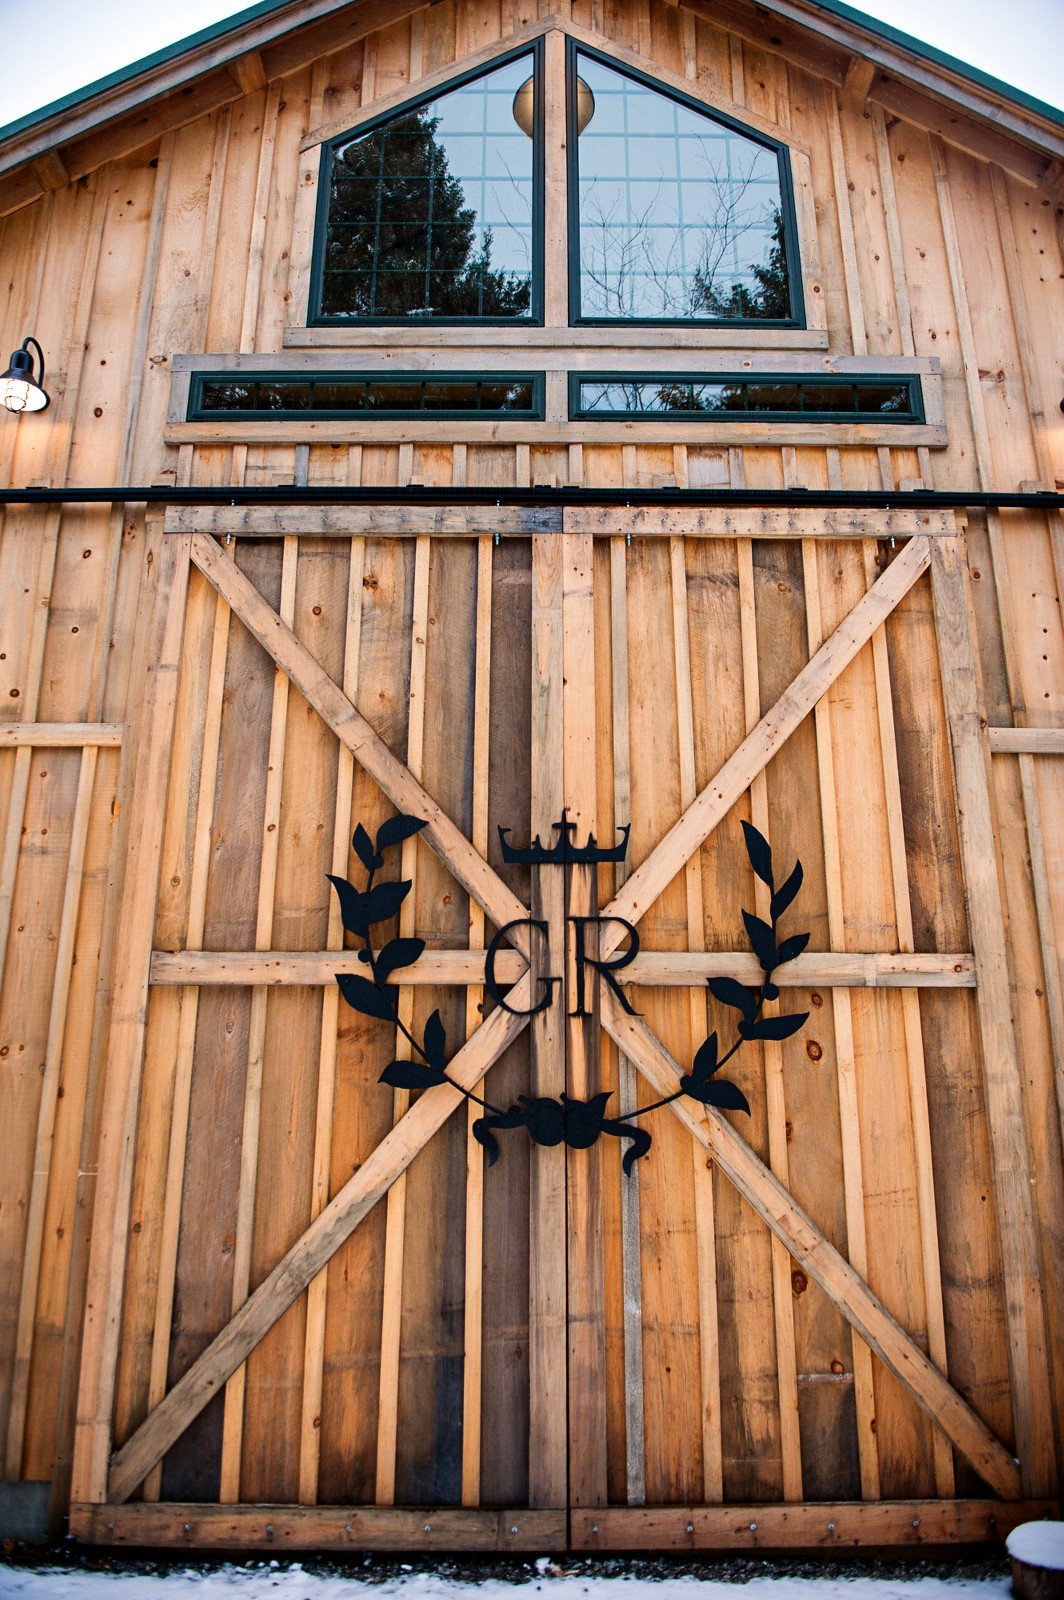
[599,534,932,958]
[190,532,532,957]
[599,987,1022,1501]
[106,974,535,1504]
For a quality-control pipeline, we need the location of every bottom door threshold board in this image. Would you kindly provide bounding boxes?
[69,1504,565,1551]
[69,1500,1053,1552]
[572,1501,1055,1550]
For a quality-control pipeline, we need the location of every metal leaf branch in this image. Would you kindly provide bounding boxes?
[329,815,809,1174]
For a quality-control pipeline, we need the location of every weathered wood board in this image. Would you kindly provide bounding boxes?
[1,0,1062,1551]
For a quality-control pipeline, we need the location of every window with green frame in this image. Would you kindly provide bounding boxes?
[310,46,542,325]
[569,42,801,326]
[570,374,923,421]
[307,38,805,328]
[188,373,544,419]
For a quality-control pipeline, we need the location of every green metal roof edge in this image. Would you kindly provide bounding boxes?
[803,0,1064,129]
[0,0,1061,152]
[0,0,306,146]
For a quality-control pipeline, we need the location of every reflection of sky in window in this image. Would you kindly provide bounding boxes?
[339,56,534,279]
[576,54,783,319]
[577,379,916,416]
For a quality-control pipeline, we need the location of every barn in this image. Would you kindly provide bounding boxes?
[0,0,1063,1555]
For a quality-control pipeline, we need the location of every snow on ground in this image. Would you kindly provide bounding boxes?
[0,1564,1015,1600]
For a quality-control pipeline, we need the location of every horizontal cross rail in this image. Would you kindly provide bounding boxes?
[148,948,976,988]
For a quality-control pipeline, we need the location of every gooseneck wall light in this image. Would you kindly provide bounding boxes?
[1,338,50,414]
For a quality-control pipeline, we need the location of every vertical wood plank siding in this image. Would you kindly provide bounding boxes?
[0,0,1062,1541]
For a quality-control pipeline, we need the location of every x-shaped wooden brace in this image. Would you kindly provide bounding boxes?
[105,530,1021,1504]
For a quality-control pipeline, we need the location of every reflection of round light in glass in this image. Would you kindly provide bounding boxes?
[512,76,594,136]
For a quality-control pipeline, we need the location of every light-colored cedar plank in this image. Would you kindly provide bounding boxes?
[871,106,914,356]
[571,1500,1054,1551]
[988,164,1064,620]
[528,531,567,1509]
[239,84,281,353]
[193,107,232,354]
[824,83,867,356]
[70,531,193,1504]
[150,949,527,985]
[4,745,98,1478]
[988,728,1064,753]
[147,948,975,988]
[861,536,954,1499]
[0,723,123,747]
[24,177,144,1522]
[187,532,532,952]
[599,988,1023,1500]
[285,144,322,334]
[609,533,646,1508]
[299,534,365,1506]
[375,532,431,1506]
[728,32,744,104]
[543,27,568,330]
[219,534,299,1502]
[563,529,607,1510]
[670,533,722,1504]
[790,150,827,332]
[72,1502,568,1549]
[599,535,933,959]
[1016,753,1064,1184]
[737,536,802,1504]
[116,132,175,484]
[801,538,879,1501]
[929,533,1056,1497]
[106,974,534,1503]
[929,136,1056,1494]
[461,534,493,1507]
[0,513,65,1021]
[141,582,232,1504]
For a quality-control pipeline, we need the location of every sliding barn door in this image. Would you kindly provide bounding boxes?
[70,513,1055,1550]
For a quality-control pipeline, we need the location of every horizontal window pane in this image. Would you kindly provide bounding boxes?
[367,382,422,409]
[423,382,480,410]
[575,374,922,422]
[855,383,913,415]
[191,373,541,419]
[311,383,368,410]
[198,381,255,411]
[257,381,311,410]
[799,384,855,413]
[480,380,535,410]
[745,383,799,411]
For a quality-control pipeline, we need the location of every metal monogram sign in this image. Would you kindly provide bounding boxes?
[329,814,809,1171]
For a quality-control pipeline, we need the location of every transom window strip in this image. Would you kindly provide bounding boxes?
[317,52,538,323]
[190,374,543,418]
[572,375,922,420]
[573,48,794,325]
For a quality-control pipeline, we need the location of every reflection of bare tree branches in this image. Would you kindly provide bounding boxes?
[579,138,789,319]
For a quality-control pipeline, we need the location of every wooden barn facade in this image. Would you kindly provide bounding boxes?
[1,0,1063,1554]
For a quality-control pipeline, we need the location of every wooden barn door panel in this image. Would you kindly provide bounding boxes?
[72,519,1053,1546]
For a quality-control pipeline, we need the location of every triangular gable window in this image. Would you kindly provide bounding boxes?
[308,38,802,328]
[312,47,541,324]
[570,44,799,326]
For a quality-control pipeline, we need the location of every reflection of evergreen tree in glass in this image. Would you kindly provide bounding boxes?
[323,106,532,318]
[689,206,791,320]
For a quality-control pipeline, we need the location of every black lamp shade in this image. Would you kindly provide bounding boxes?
[1,339,49,414]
